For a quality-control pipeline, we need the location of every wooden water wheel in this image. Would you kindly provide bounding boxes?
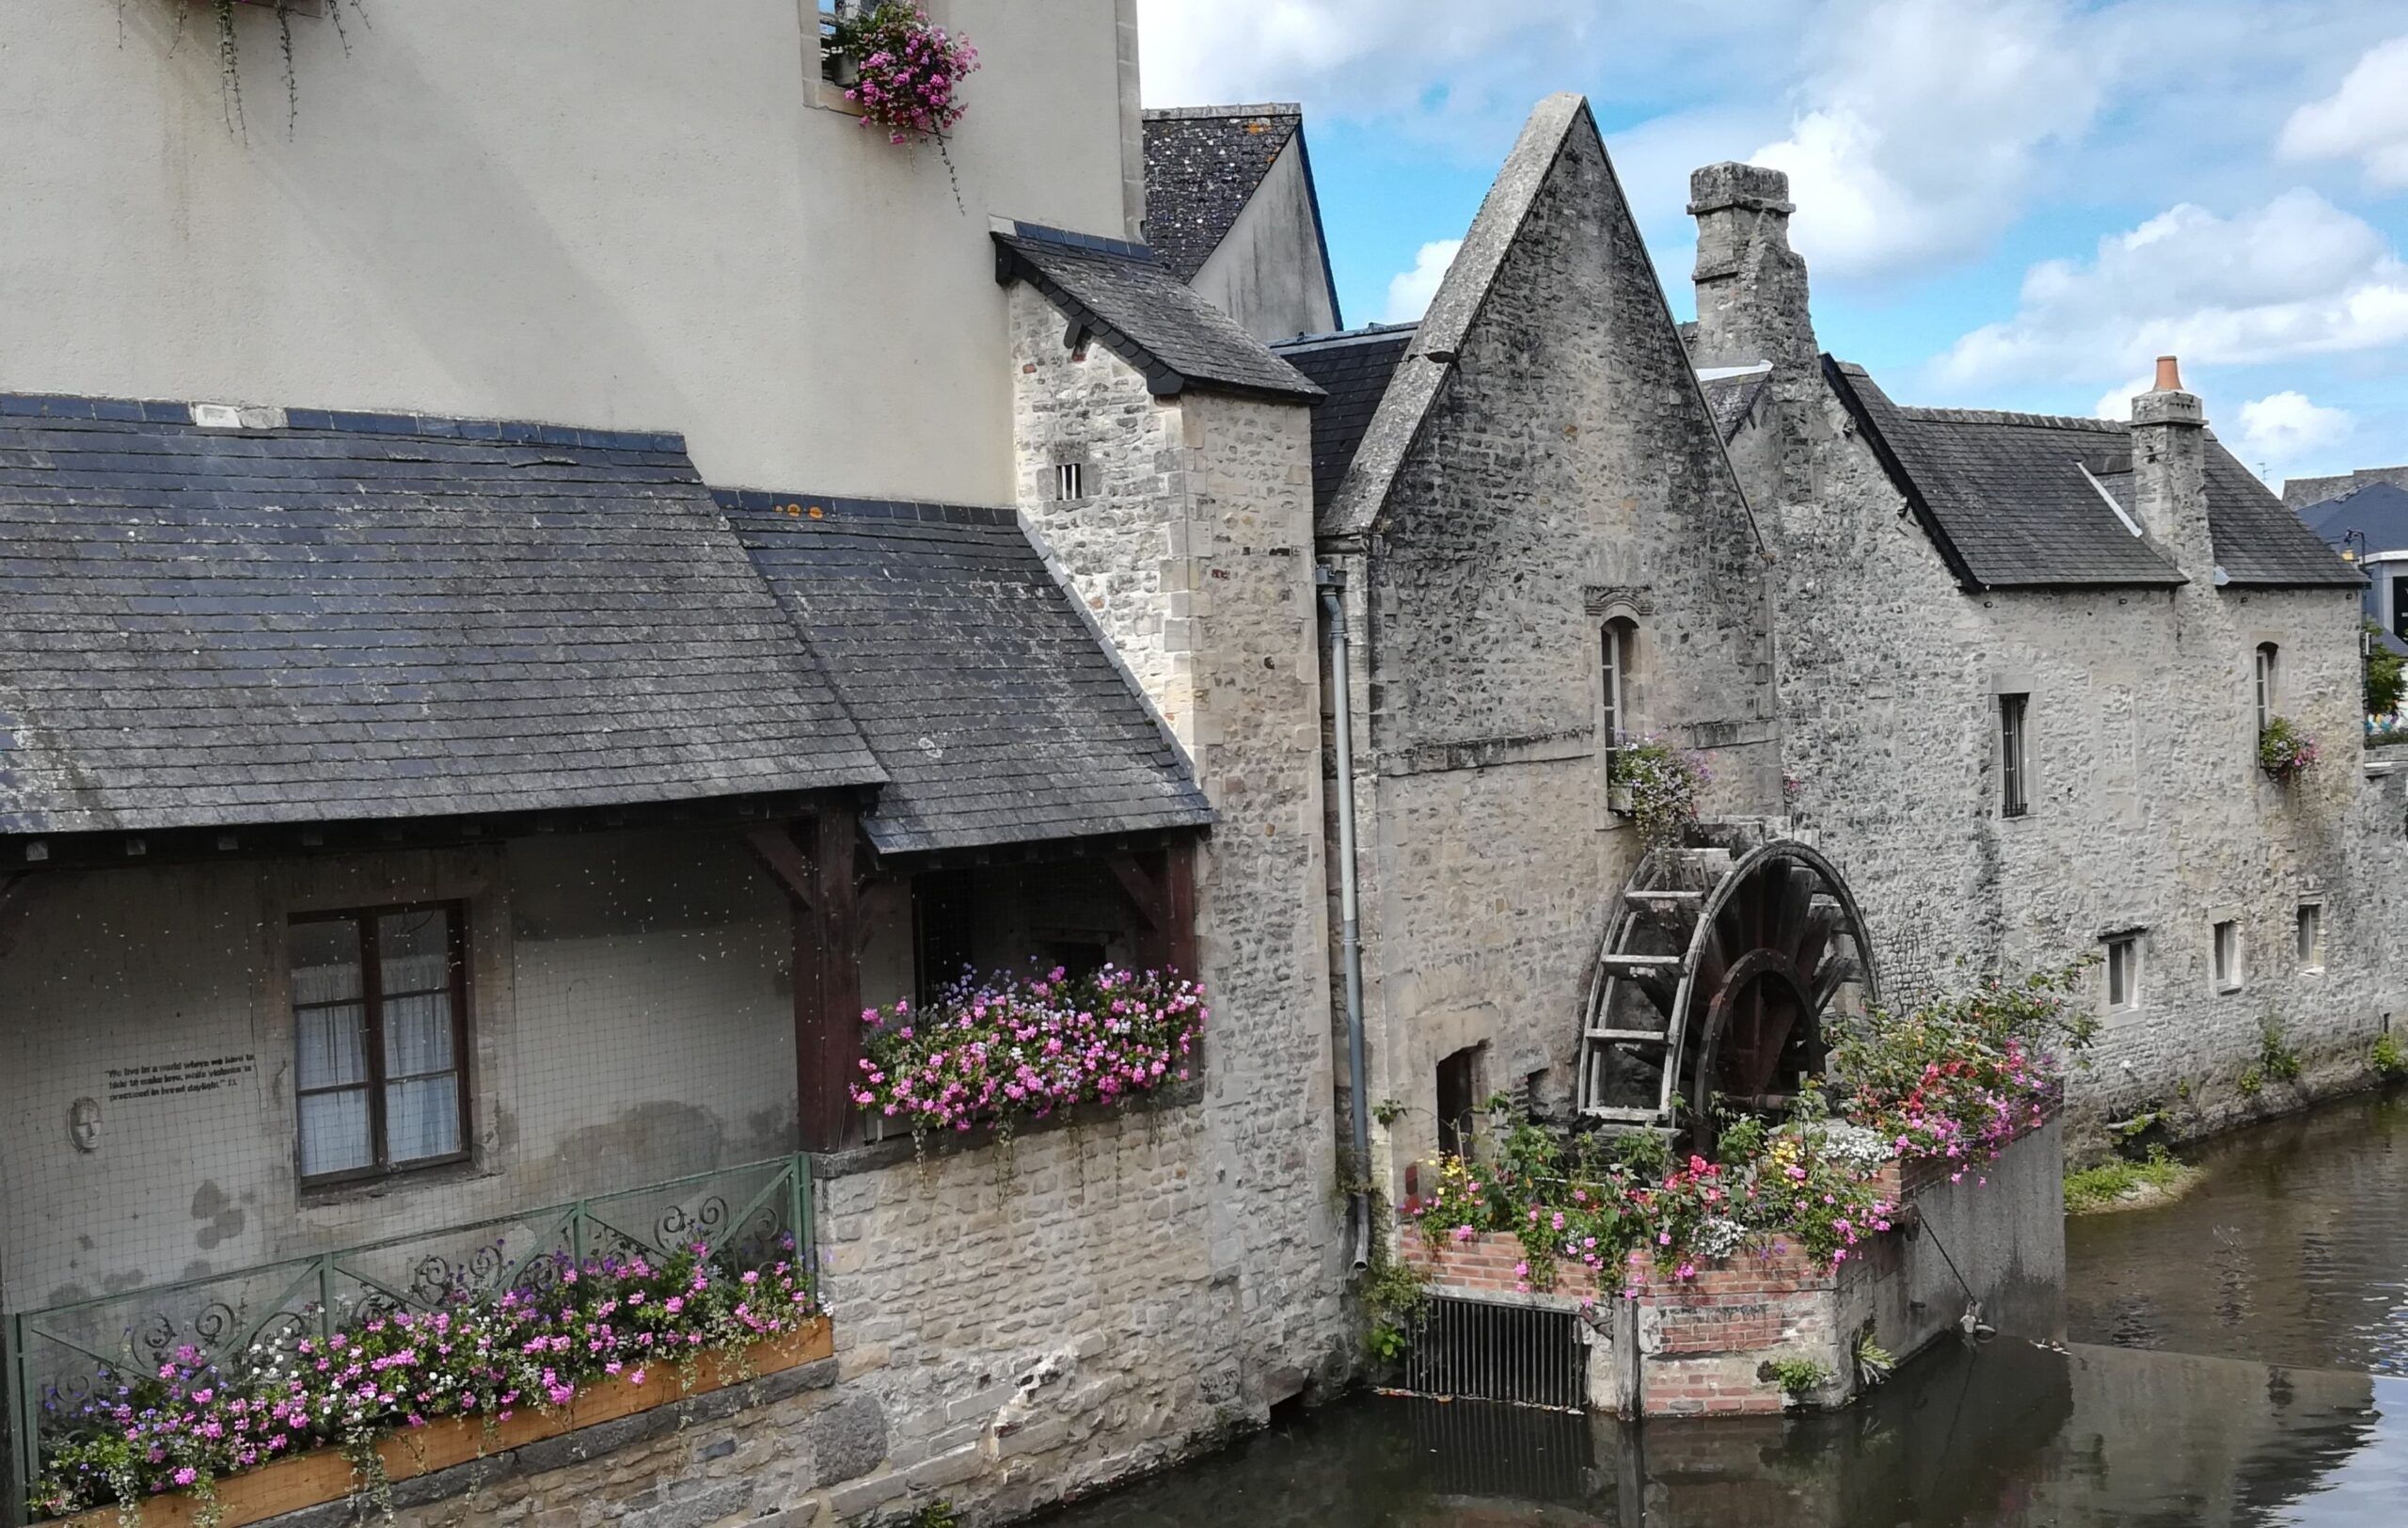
[1575,839,1877,1154]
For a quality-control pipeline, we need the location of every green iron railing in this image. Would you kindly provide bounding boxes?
[3,1154,818,1524]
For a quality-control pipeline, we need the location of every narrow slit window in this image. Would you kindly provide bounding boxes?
[2105,934,2140,1012]
[292,903,469,1186]
[1600,619,1635,773]
[1054,462,1086,502]
[2256,644,2279,733]
[1999,693,2030,818]
[1435,1047,1481,1160]
[2213,920,2243,992]
[2297,904,2325,971]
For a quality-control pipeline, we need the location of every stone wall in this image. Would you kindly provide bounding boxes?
[1007,282,1348,1406]
[1697,165,2406,1135]
[1333,103,1782,1188]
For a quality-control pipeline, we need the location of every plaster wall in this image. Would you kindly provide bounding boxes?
[1187,141,1340,344]
[0,0,1133,503]
[0,829,796,1313]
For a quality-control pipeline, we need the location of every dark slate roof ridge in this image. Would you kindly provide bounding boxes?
[1271,322,1420,356]
[993,230,1323,402]
[0,391,688,454]
[1004,220,1156,262]
[1896,405,2127,435]
[711,488,1016,528]
[1143,102,1306,120]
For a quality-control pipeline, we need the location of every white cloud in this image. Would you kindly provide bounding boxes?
[2232,391,2354,470]
[2281,34,2408,191]
[2092,375,2155,422]
[1751,0,2101,276]
[1937,189,2408,387]
[1382,239,1461,322]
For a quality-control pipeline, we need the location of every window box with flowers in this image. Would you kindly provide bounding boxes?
[1608,735,1710,849]
[28,1244,825,1528]
[2259,717,2321,785]
[851,963,1205,1151]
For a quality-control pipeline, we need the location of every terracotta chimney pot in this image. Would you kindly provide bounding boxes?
[2154,355,2184,392]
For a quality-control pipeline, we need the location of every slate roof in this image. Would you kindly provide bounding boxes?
[2305,481,2408,552]
[1696,366,1772,445]
[1141,106,1303,282]
[1826,361,2361,591]
[726,493,1212,857]
[994,225,1323,403]
[0,395,886,837]
[1272,325,1417,514]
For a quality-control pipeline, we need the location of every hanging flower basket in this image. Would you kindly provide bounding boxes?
[1609,735,1710,849]
[825,4,980,147]
[2259,717,2321,784]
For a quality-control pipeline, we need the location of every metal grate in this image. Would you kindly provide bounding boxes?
[1402,1295,1587,1412]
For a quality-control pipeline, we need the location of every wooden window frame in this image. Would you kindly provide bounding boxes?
[290,899,473,1189]
[1999,692,2030,819]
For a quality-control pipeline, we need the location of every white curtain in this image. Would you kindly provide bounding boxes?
[385,1075,462,1162]
[298,1090,372,1177]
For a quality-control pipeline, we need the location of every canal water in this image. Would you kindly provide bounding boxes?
[1049,1092,2408,1526]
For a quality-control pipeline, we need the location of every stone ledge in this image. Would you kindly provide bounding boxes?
[815,1081,1206,1180]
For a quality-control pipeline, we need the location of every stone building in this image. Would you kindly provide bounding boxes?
[1268,96,1798,1188]
[1686,161,2393,1128]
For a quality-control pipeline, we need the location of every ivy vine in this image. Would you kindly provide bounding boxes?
[135,0,362,136]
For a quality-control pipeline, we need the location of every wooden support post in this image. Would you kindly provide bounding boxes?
[806,809,862,1152]
[752,812,863,1154]
[1109,841,1201,979]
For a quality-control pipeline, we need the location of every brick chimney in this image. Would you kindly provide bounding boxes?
[1688,163,1817,374]
[2129,356,2216,584]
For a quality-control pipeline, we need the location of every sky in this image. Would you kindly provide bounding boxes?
[1134,0,2408,490]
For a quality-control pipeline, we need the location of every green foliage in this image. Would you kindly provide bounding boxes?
[1610,735,1710,849]
[908,1503,959,1528]
[1766,1355,1831,1399]
[1851,1330,1895,1389]
[2258,716,2322,781]
[2065,1145,2188,1212]
[2238,1064,2265,1097]
[2369,723,2408,748]
[2374,1033,2406,1079]
[1361,1255,1429,1364]
[1370,1098,1407,1127]
[2368,623,2406,719]
[2258,1013,2304,1084]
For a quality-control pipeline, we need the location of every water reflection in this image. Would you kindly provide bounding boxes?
[1048,1344,2403,1527]
[2068,1092,2408,1374]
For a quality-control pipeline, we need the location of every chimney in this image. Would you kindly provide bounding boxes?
[2129,356,2216,584]
[1688,162,1817,374]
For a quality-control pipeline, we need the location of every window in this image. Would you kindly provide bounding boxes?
[291,904,469,1185]
[2298,903,2325,971]
[2105,934,2141,1011]
[1999,693,2030,818]
[2391,578,2408,644]
[1600,620,1634,754]
[2213,920,2243,992]
[2255,644,2279,732]
[1435,1046,1482,1159]
[1054,462,1086,502]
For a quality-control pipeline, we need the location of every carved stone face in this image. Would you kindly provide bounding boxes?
[69,1097,101,1153]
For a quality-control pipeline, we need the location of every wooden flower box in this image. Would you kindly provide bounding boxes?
[47,1318,832,1528]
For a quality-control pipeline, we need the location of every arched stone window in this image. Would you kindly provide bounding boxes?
[1600,616,1639,754]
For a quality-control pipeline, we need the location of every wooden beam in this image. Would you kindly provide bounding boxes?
[1112,844,1200,978]
[1163,839,1200,979]
[1106,853,1164,931]
[744,824,816,909]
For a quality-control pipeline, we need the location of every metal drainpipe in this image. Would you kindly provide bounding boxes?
[1319,567,1373,1273]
